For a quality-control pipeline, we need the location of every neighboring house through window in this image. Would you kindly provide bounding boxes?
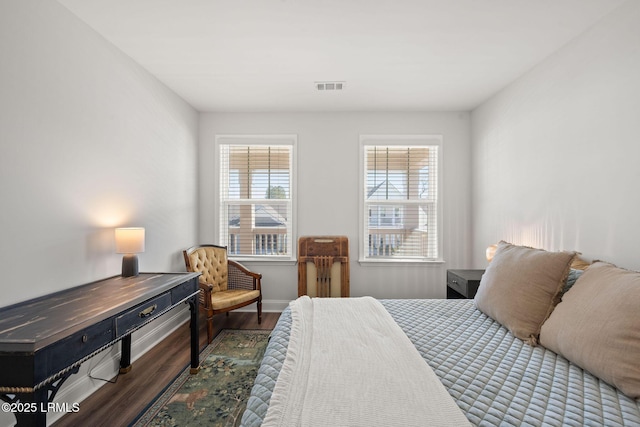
[217,135,296,260]
[360,135,442,262]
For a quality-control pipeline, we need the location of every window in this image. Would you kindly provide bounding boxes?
[360,135,442,262]
[217,135,296,260]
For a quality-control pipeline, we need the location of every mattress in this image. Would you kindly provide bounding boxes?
[241,299,640,426]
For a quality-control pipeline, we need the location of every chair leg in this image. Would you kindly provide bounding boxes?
[257,299,262,324]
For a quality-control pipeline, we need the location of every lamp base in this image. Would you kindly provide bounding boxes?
[122,254,139,277]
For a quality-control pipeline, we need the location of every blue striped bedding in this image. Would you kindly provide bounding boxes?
[241,299,640,426]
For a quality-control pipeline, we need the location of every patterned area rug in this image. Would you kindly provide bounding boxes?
[132,329,271,427]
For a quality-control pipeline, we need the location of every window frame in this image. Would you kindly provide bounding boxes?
[359,134,444,264]
[215,134,297,262]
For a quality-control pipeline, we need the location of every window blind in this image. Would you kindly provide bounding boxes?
[219,143,293,258]
[363,144,439,260]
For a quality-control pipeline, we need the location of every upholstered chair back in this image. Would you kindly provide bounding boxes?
[187,246,228,292]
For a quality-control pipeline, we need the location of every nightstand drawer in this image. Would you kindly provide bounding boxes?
[447,273,468,295]
[447,269,484,299]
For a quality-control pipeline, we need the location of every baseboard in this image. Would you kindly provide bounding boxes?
[41,304,190,426]
[233,299,291,313]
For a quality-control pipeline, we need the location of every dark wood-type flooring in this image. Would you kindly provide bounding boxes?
[53,310,280,427]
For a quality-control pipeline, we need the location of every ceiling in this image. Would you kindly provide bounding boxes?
[57,0,625,113]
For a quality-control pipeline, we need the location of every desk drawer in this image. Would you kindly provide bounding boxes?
[115,293,171,337]
[39,318,114,385]
[171,277,198,304]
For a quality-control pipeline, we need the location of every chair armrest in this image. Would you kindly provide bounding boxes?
[228,260,262,291]
[199,282,214,309]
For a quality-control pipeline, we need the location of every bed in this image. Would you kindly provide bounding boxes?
[241,243,640,426]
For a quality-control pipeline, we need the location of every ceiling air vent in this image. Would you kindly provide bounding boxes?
[316,81,345,91]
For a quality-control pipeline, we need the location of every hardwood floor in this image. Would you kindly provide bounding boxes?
[53,310,280,427]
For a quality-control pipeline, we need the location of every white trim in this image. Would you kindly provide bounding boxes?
[233,299,291,313]
[229,257,297,266]
[214,134,298,261]
[358,259,445,266]
[358,134,444,263]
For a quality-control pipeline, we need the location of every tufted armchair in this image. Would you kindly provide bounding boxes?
[183,245,262,343]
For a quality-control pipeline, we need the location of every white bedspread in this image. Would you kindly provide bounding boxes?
[262,296,470,427]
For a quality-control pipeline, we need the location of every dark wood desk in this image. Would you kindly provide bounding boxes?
[0,272,200,427]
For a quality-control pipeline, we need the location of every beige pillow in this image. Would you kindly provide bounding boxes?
[474,241,575,345]
[540,261,640,399]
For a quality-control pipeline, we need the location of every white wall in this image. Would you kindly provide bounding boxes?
[471,1,640,269]
[199,112,472,309]
[0,1,198,424]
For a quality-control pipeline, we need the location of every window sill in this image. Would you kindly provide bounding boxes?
[358,258,445,267]
[229,256,297,266]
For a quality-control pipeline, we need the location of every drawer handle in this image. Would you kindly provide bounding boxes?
[452,280,458,284]
[139,304,158,318]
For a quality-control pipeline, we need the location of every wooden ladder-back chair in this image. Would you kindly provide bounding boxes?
[183,244,262,343]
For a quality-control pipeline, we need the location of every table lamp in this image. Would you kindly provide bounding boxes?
[115,227,145,277]
[486,243,498,262]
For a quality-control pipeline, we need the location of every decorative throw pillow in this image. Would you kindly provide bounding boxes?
[474,241,575,345]
[540,261,640,399]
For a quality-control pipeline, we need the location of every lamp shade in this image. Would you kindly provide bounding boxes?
[115,227,145,254]
[486,244,498,262]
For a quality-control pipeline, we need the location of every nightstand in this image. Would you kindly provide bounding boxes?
[447,269,485,299]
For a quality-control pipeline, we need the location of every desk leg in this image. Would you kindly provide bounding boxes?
[189,295,200,374]
[7,388,48,427]
[119,335,132,374]
[1,366,77,427]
